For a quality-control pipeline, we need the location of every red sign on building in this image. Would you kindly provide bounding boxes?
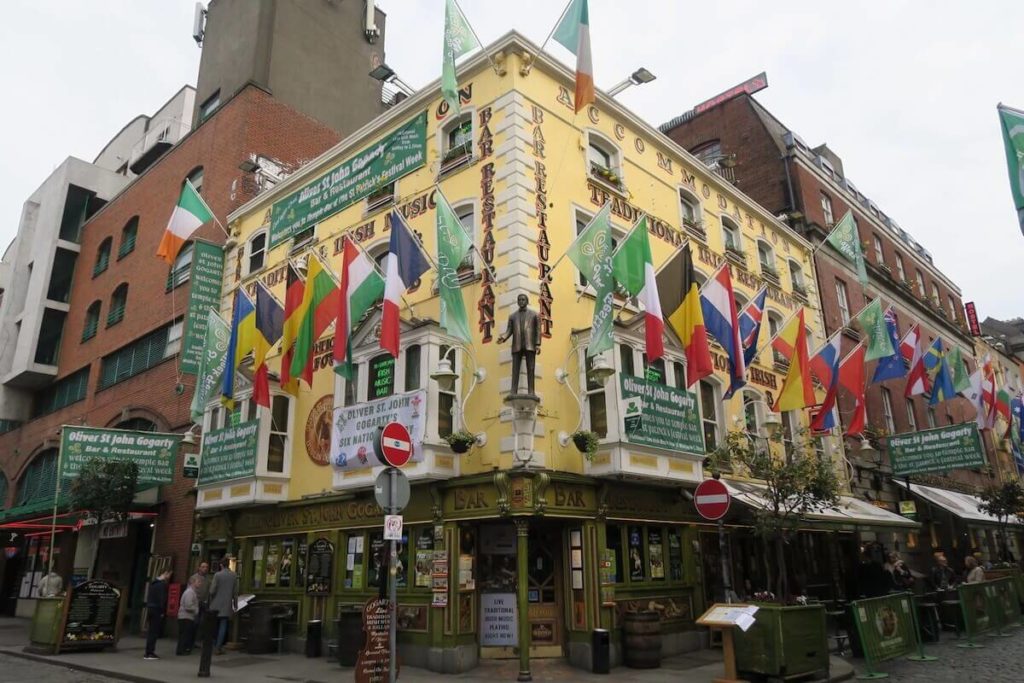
[964,301,981,336]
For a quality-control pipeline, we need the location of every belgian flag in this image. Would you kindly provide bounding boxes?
[657,244,712,388]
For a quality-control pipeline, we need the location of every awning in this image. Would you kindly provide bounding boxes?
[893,480,1022,527]
[724,480,919,529]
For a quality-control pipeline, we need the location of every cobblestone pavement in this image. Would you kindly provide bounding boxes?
[0,652,120,682]
[866,629,1024,682]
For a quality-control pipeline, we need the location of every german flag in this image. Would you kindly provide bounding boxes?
[279,263,305,395]
[657,244,712,388]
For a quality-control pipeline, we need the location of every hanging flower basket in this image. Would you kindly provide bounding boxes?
[571,430,600,459]
[444,431,476,454]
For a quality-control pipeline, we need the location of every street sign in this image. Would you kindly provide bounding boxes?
[375,422,413,467]
[694,479,731,521]
[374,468,411,512]
[183,452,200,479]
[384,515,403,541]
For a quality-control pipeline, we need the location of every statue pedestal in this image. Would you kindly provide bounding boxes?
[503,394,540,467]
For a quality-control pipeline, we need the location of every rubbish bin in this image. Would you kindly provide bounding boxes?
[336,608,364,666]
[306,620,322,657]
[592,628,610,674]
[247,603,275,654]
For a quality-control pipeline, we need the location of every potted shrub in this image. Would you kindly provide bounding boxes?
[706,429,839,680]
[571,430,600,460]
[978,480,1024,563]
[443,431,477,454]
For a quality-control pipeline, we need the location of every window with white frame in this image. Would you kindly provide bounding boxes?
[165,319,183,358]
[203,393,292,475]
[167,242,194,291]
[722,216,742,253]
[587,134,622,188]
[584,350,610,438]
[757,241,775,275]
[881,388,895,433]
[699,379,722,452]
[895,254,907,282]
[789,260,806,292]
[456,204,476,275]
[835,278,851,324]
[947,295,958,320]
[679,189,701,228]
[742,390,764,440]
[767,311,785,365]
[915,269,926,297]
[905,398,918,432]
[440,114,473,172]
[781,410,799,462]
[872,234,884,263]
[246,231,267,275]
[268,395,289,472]
[366,181,397,213]
[930,283,940,306]
[820,192,835,226]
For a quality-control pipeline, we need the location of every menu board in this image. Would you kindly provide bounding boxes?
[305,537,334,596]
[354,597,399,683]
[60,580,123,651]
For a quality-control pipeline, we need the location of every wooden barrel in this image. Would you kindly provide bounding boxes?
[623,610,661,669]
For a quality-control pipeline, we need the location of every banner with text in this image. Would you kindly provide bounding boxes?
[850,592,919,666]
[60,426,178,485]
[269,112,427,247]
[619,374,705,454]
[889,423,984,476]
[180,241,225,375]
[330,390,426,473]
[198,419,260,485]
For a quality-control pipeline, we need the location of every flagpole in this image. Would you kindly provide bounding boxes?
[344,234,417,318]
[435,188,499,284]
[49,428,64,573]
[523,0,575,76]
[547,201,613,281]
[185,179,230,238]
[451,0,502,76]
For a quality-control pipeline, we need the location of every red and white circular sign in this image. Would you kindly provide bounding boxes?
[377,422,413,468]
[694,479,731,520]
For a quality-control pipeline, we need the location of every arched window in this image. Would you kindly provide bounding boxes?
[115,417,157,432]
[246,231,267,275]
[16,449,59,507]
[167,242,194,291]
[107,283,128,327]
[767,311,785,366]
[742,390,765,441]
[82,300,102,341]
[789,259,806,293]
[93,237,112,277]
[186,166,204,194]
[455,204,476,274]
[721,216,742,254]
[118,216,138,259]
[757,240,776,275]
[587,133,623,189]
[679,188,703,236]
[440,113,474,173]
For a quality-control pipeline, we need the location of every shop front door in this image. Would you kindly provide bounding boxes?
[526,525,564,657]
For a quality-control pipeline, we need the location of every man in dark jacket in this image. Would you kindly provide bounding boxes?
[144,570,173,660]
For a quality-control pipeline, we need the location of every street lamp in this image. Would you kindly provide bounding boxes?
[182,424,201,445]
[606,67,657,97]
[555,342,614,447]
[430,345,487,445]
[369,62,415,96]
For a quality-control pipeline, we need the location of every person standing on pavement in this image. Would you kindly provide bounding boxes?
[209,556,238,654]
[189,561,211,647]
[176,576,201,655]
[144,570,172,660]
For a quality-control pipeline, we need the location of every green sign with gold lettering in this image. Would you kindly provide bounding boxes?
[619,374,704,454]
[889,423,984,476]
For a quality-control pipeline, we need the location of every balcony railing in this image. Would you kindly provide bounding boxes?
[128,119,190,174]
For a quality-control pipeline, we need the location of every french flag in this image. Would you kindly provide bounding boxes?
[811,336,842,431]
[739,287,767,368]
[701,266,745,397]
[382,210,430,357]
[904,324,929,397]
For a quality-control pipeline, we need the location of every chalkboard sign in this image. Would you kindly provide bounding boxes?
[368,354,395,400]
[59,579,124,652]
[305,537,334,596]
[354,597,399,683]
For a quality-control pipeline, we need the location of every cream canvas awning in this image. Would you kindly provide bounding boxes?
[893,480,1022,527]
[724,480,918,529]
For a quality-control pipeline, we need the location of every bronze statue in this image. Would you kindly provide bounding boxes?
[497,293,541,396]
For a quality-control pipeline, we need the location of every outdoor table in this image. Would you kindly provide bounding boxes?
[914,593,941,642]
[937,589,963,636]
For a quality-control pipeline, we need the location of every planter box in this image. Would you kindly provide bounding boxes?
[734,604,828,680]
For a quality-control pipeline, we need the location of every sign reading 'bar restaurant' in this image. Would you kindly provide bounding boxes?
[889,423,985,477]
[269,112,427,248]
[199,419,260,484]
[60,426,178,485]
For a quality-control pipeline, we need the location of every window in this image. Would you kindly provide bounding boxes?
[872,234,884,263]
[404,344,421,391]
[246,231,267,274]
[343,364,359,407]
[930,283,940,306]
[199,91,220,122]
[441,114,473,171]
[186,166,204,194]
[267,395,289,473]
[619,344,635,377]
[584,351,609,438]
[367,353,396,400]
[691,140,721,165]
[679,189,701,228]
[948,295,958,320]
[699,380,721,452]
[167,242,194,291]
[118,217,138,259]
[98,324,172,390]
[781,411,799,462]
[905,398,918,432]
[165,320,183,358]
[767,312,785,365]
[82,301,101,341]
[16,450,60,507]
[743,390,764,439]
[722,216,741,253]
[456,205,476,274]
[107,283,128,327]
[881,388,895,433]
[93,237,112,277]
[32,367,89,417]
[757,241,775,275]
[835,279,851,324]
[821,193,835,226]
[587,134,622,188]
[366,181,396,212]
[915,269,926,297]
[291,225,316,251]
[437,346,456,438]
[790,260,806,292]
[895,254,907,282]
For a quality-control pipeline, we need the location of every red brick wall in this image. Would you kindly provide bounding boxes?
[0,85,340,582]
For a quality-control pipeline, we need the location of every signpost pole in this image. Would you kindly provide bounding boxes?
[388,466,397,683]
[49,428,64,572]
[718,518,732,604]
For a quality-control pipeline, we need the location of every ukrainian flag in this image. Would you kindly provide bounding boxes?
[222,289,256,408]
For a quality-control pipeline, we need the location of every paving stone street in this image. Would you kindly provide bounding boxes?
[857,630,1024,682]
[0,652,119,683]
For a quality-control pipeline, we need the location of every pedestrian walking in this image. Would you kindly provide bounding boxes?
[209,556,238,655]
[189,561,211,647]
[144,570,172,660]
[177,576,201,655]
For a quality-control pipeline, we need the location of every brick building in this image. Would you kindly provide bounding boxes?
[663,92,1017,569]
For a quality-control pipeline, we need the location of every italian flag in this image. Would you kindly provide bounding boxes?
[552,0,594,113]
[611,216,664,362]
[156,180,213,263]
[288,253,339,387]
[334,237,384,379]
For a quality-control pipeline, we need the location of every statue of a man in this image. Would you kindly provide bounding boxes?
[497,293,541,396]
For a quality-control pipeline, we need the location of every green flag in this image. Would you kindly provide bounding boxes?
[191,309,231,423]
[854,299,894,361]
[441,0,480,115]
[998,104,1024,236]
[826,210,868,287]
[436,191,474,343]
[947,346,971,394]
[566,203,614,356]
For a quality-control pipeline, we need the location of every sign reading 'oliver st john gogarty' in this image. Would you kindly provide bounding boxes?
[60,426,178,485]
[618,374,705,454]
[198,419,259,484]
[889,423,985,477]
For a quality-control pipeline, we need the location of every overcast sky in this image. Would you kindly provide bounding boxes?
[2,1,1021,319]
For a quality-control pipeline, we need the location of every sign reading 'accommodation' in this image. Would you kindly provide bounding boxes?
[889,423,985,476]
[199,419,259,484]
[618,374,705,454]
[60,426,178,485]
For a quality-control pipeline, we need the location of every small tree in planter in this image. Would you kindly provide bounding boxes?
[978,480,1024,562]
[70,458,139,520]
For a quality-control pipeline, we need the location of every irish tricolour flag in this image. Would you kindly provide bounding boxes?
[334,237,384,380]
[156,180,213,263]
[553,0,594,113]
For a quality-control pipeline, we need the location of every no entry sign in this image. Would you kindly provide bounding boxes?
[694,479,731,521]
[375,422,413,467]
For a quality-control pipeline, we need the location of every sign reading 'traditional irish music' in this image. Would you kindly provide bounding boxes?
[199,419,259,484]
[619,374,704,454]
[889,423,985,477]
[60,426,178,485]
